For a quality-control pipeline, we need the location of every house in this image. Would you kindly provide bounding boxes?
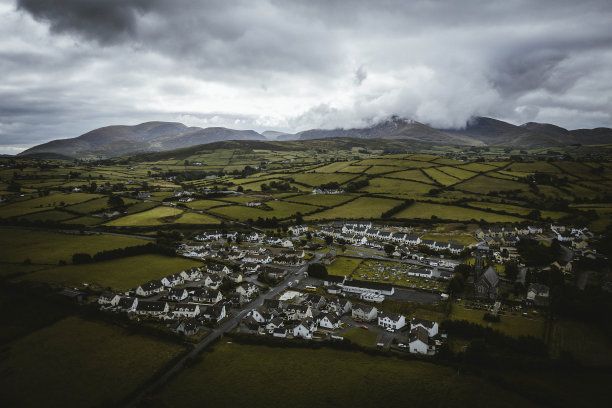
[266,317,285,331]
[137,191,151,199]
[204,273,223,289]
[173,319,200,336]
[305,294,327,309]
[527,283,550,306]
[317,313,341,329]
[474,266,499,300]
[135,301,169,316]
[293,318,316,339]
[167,288,189,302]
[235,283,259,299]
[206,263,231,275]
[229,292,247,308]
[408,326,433,354]
[180,267,203,281]
[366,229,380,238]
[118,297,138,312]
[391,233,406,243]
[281,239,294,248]
[286,304,312,320]
[324,275,345,286]
[420,239,436,249]
[410,317,439,336]
[378,312,406,330]
[405,236,421,246]
[288,225,308,235]
[173,303,201,318]
[328,298,352,315]
[351,303,378,322]
[136,280,164,297]
[272,327,288,338]
[98,293,120,306]
[200,305,226,322]
[251,307,274,323]
[378,231,393,241]
[241,262,261,274]
[449,244,465,255]
[243,254,273,264]
[192,288,222,304]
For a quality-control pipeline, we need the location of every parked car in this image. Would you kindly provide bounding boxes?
[385,327,394,333]
[398,343,407,348]
[360,325,368,329]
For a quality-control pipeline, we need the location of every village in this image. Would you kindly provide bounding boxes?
[95,218,597,355]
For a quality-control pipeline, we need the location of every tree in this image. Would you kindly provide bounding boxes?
[504,262,519,281]
[237,185,244,192]
[384,244,395,256]
[448,273,465,294]
[72,253,93,264]
[107,194,125,210]
[294,212,304,225]
[307,263,328,279]
[305,232,312,241]
[454,263,472,279]
[324,236,333,245]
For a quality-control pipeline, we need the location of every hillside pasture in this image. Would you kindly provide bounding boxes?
[0,316,185,408]
[394,202,524,222]
[305,196,402,220]
[15,254,202,291]
[105,206,182,226]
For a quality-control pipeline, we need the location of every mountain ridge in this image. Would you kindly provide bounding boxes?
[18,117,612,159]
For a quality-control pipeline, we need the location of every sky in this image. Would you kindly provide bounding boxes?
[1,0,612,154]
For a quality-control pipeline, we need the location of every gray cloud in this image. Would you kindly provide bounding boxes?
[1,0,612,153]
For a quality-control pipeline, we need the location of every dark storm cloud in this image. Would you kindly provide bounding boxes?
[16,0,154,44]
[2,0,612,153]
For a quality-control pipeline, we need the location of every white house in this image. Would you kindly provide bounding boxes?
[192,288,222,304]
[288,225,308,235]
[317,313,341,330]
[410,317,438,336]
[351,304,378,322]
[281,239,294,248]
[162,274,184,288]
[405,235,421,246]
[98,293,120,306]
[200,305,226,322]
[167,288,189,302]
[286,304,312,320]
[408,326,432,354]
[173,303,201,318]
[135,301,169,316]
[118,297,138,312]
[293,319,316,339]
[377,312,406,330]
[136,280,164,297]
[180,267,203,281]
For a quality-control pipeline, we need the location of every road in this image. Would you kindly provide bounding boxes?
[126,252,322,407]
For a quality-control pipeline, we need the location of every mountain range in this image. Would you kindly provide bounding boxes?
[18,116,612,159]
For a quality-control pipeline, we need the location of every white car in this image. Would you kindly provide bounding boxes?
[385,327,394,333]
[398,343,407,348]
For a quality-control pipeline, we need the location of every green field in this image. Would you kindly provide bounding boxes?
[305,196,402,220]
[151,342,537,408]
[363,178,433,195]
[284,193,355,207]
[0,193,102,218]
[342,327,379,347]
[0,316,185,408]
[105,206,183,226]
[0,227,149,265]
[394,202,524,222]
[176,211,221,224]
[15,254,202,291]
[210,200,320,221]
[326,256,363,276]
